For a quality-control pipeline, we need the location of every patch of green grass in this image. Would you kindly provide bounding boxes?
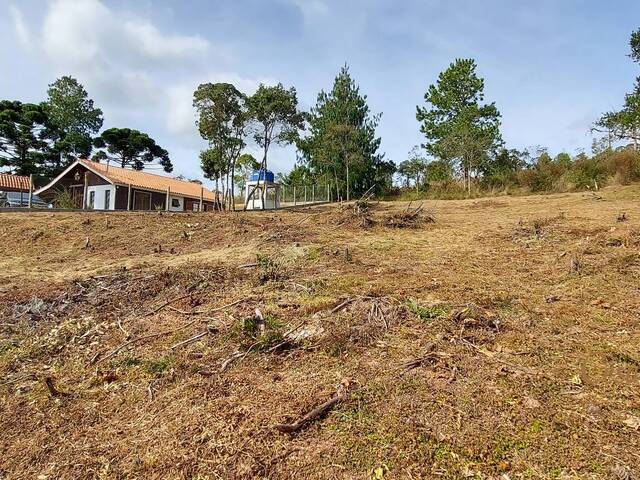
[144,356,174,374]
[406,299,448,320]
[122,357,143,367]
[0,341,18,355]
[492,435,529,461]
[492,292,515,310]
[530,419,543,433]
[255,252,284,284]
[305,246,321,261]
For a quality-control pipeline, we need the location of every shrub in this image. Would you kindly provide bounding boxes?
[566,153,608,189]
[52,189,78,209]
[604,149,640,185]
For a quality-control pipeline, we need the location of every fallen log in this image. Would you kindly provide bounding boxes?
[275,382,351,434]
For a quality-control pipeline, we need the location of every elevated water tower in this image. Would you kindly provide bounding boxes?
[245,169,281,210]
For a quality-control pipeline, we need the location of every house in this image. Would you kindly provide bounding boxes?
[35,159,221,211]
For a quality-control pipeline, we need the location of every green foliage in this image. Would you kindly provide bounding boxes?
[595,29,640,145]
[199,147,225,182]
[397,146,429,189]
[566,153,608,189]
[416,58,502,192]
[631,28,640,63]
[44,76,103,170]
[248,83,303,166]
[298,64,388,198]
[406,299,448,320]
[255,252,284,284]
[193,83,247,205]
[0,100,54,175]
[52,189,79,209]
[93,127,172,172]
[279,163,315,186]
[144,356,173,374]
[479,148,527,188]
[234,152,260,191]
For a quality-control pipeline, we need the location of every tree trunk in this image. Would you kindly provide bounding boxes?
[346,159,350,202]
[230,160,236,211]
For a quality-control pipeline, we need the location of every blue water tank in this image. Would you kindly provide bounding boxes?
[250,169,275,182]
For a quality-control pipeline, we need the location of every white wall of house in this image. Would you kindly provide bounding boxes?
[168,195,184,212]
[87,185,115,210]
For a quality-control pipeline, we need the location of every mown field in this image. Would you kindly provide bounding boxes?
[1,186,639,479]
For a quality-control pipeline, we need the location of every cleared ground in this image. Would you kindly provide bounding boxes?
[1,186,639,479]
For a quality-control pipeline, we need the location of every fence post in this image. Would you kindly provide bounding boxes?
[293,186,296,206]
[312,184,315,203]
[304,185,307,204]
[327,184,330,202]
[28,174,33,209]
[82,171,88,209]
[282,185,286,204]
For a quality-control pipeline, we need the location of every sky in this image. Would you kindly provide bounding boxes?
[1,0,639,183]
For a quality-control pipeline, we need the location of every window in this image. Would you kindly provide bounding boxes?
[88,191,95,209]
[171,198,180,208]
[192,203,200,212]
[104,190,111,210]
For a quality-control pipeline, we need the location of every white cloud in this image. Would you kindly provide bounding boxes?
[41,0,210,70]
[9,5,31,48]
[123,21,209,60]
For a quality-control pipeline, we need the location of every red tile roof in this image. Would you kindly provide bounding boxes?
[79,160,217,201]
[0,173,30,192]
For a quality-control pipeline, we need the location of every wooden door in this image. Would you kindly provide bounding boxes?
[133,191,151,210]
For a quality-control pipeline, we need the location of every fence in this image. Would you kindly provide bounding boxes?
[280,184,331,207]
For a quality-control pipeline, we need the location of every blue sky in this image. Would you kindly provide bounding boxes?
[1,0,639,182]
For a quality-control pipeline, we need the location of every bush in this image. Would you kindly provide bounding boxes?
[603,149,640,185]
[52,189,78,209]
[566,154,608,189]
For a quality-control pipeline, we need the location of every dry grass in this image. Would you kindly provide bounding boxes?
[1,185,640,479]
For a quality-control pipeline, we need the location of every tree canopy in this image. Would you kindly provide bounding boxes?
[93,127,172,172]
[45,76,103,168]
[245,83,304,207]
[193,82,248,208]
[0,101,53,176]
[416,58,502,192]
[297,65,386,199]
[595,29,640,145]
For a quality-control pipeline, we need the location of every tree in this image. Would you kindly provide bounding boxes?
[45,76,103,170]
[200,147,226,201]
[298,65,385,200]
[233,153,260,193]
[93,128,172,172]
[0,100,54,175]
[398,146,429,190]
[594,29,640,147]
[246,83,304,209]
[481,148,527,188]
[193,83,248,209]
[416,58,502,193]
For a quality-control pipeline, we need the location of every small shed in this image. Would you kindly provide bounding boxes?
[0,173,30,193]
[245,169,281,210]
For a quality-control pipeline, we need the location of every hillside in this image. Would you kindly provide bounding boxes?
[1,186,640,479]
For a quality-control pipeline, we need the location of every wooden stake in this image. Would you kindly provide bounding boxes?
[28,174,33,209]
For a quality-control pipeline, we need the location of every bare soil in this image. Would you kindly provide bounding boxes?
[1,186,640,479]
